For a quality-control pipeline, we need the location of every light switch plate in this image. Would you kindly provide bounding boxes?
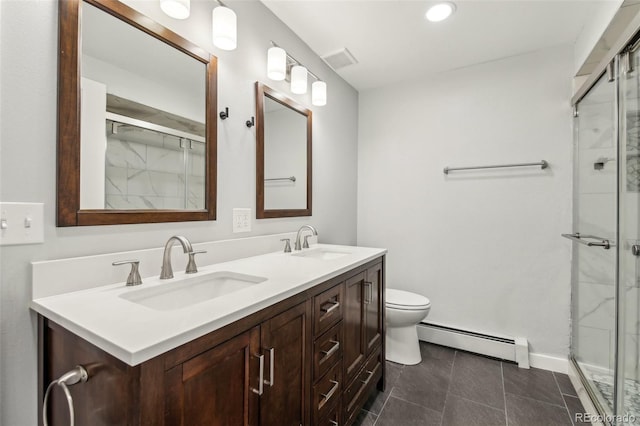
[232,208,251,233]
[0,202,45,246]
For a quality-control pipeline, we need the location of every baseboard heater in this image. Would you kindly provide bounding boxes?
[417,322,530,369]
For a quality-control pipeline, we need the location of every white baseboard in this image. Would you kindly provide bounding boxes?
[417,322,568,373]
[529,352,569,374]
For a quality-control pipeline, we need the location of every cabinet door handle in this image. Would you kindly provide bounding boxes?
[329,421,338,426]
[319,380,339,409]
[360,369,374,385]
[321,300,340,314]
[320,340,340,361]
[364,281,373,304]
[264,347,275,387]
[251,354,264,395]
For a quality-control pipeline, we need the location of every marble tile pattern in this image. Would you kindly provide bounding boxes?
[589,372,640,425]
[353,342,584,426]
[104,133,205,209]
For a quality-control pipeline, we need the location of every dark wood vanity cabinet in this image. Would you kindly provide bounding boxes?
[165,301,311,426]
[165,326,261,425]
[342,264,384,425]
[39,257,384,426]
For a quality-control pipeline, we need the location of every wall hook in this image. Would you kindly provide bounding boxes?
[246,116,255,128]
[219,107,229,120]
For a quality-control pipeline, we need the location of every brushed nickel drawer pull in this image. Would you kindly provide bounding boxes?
[319,380,339,409]
[364,281,373,304]
[320,340,340,360]
[321,300,340,314]
[251,354,264,395]
[360,369,374,385]
[264,347,275,387]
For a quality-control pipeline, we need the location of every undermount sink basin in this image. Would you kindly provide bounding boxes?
[120,271,267,311]
[291,247,352,260]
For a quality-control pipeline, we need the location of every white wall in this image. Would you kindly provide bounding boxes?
[357,45,574,357]
[574,0,623,75]
[0,1,358,424]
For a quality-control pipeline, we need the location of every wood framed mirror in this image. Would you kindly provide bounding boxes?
[256,83,312,218]
[57,0,217,226]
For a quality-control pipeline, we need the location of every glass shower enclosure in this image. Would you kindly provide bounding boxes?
[571,44,640,425]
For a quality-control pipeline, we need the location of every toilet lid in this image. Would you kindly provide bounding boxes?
[386,288,431,310]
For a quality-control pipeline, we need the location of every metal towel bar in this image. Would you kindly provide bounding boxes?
[265,176,296,182]
[561,233,612,250]
[443,160,548,174]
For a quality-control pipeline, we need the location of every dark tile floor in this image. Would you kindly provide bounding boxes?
[354,342,588,426]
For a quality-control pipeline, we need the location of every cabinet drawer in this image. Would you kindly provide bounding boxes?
[316,399,342,426]
[313,361,342,424]
[314,321,343,382]
[314,283,344,335]
[343,347,382,426]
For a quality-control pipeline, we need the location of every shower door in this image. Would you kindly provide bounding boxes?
[618,46,640,425]
[572,65,619,419]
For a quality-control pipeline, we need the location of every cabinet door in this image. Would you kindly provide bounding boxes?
[165,326,261,426]
[343,272,365,385]
[364,263,383,356]
[260,301,312,426]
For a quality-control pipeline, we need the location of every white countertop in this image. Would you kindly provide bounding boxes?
[31,244,386,366]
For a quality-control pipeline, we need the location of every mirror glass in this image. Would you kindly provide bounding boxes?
[57,0,216,226]
[81,2,205,210]
[256,83,312,218]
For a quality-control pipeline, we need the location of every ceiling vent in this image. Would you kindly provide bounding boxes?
[321,48,358,71]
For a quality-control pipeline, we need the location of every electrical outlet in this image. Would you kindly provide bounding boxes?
[232,208,251,233]
[0,202,45,246]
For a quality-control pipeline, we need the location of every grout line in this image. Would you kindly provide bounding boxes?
[504,390,574,409]
[438,349,458,426]
[553,372,576,426]
[371,386,394,426]
[502,362,509,426]
[449,393,507,413]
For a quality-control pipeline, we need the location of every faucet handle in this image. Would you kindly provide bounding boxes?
[280,238,292,253]
[112,260,142,286]
[303,235,312,249]
[186,250,207,274]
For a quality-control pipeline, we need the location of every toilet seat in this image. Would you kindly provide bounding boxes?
[386,288,431,311]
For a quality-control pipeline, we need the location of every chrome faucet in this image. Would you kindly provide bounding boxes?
[160,235,194,279]
[294,225,318,251]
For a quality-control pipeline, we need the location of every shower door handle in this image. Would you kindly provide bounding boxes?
[632,245,640,256]
[561,233,612,250]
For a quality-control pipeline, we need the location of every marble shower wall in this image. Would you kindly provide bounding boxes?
[104,129,205,210]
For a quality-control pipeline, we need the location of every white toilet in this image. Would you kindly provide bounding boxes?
[385,288,431,365]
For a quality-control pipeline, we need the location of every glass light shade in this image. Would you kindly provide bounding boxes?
[426,2,455,22]
[290,65,308,94]
[267,47,287,81]
[312,81,327,106]
[212,6,237,51]
[160,0,190,19]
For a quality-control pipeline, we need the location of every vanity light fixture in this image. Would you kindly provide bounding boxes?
[268,41,327,105]
[160,0,190,19]
[426,2,456,22]
[312,81,327,106]
[212,1,237,51]
[267,47,287,81]
[290,65,308,94]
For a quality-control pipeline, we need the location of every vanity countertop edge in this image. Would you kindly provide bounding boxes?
[31,243,387,366]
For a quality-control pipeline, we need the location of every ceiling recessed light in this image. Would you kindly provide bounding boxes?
[426,2,456,22]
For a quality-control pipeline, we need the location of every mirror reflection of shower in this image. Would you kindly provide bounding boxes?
[104,114,206,210]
